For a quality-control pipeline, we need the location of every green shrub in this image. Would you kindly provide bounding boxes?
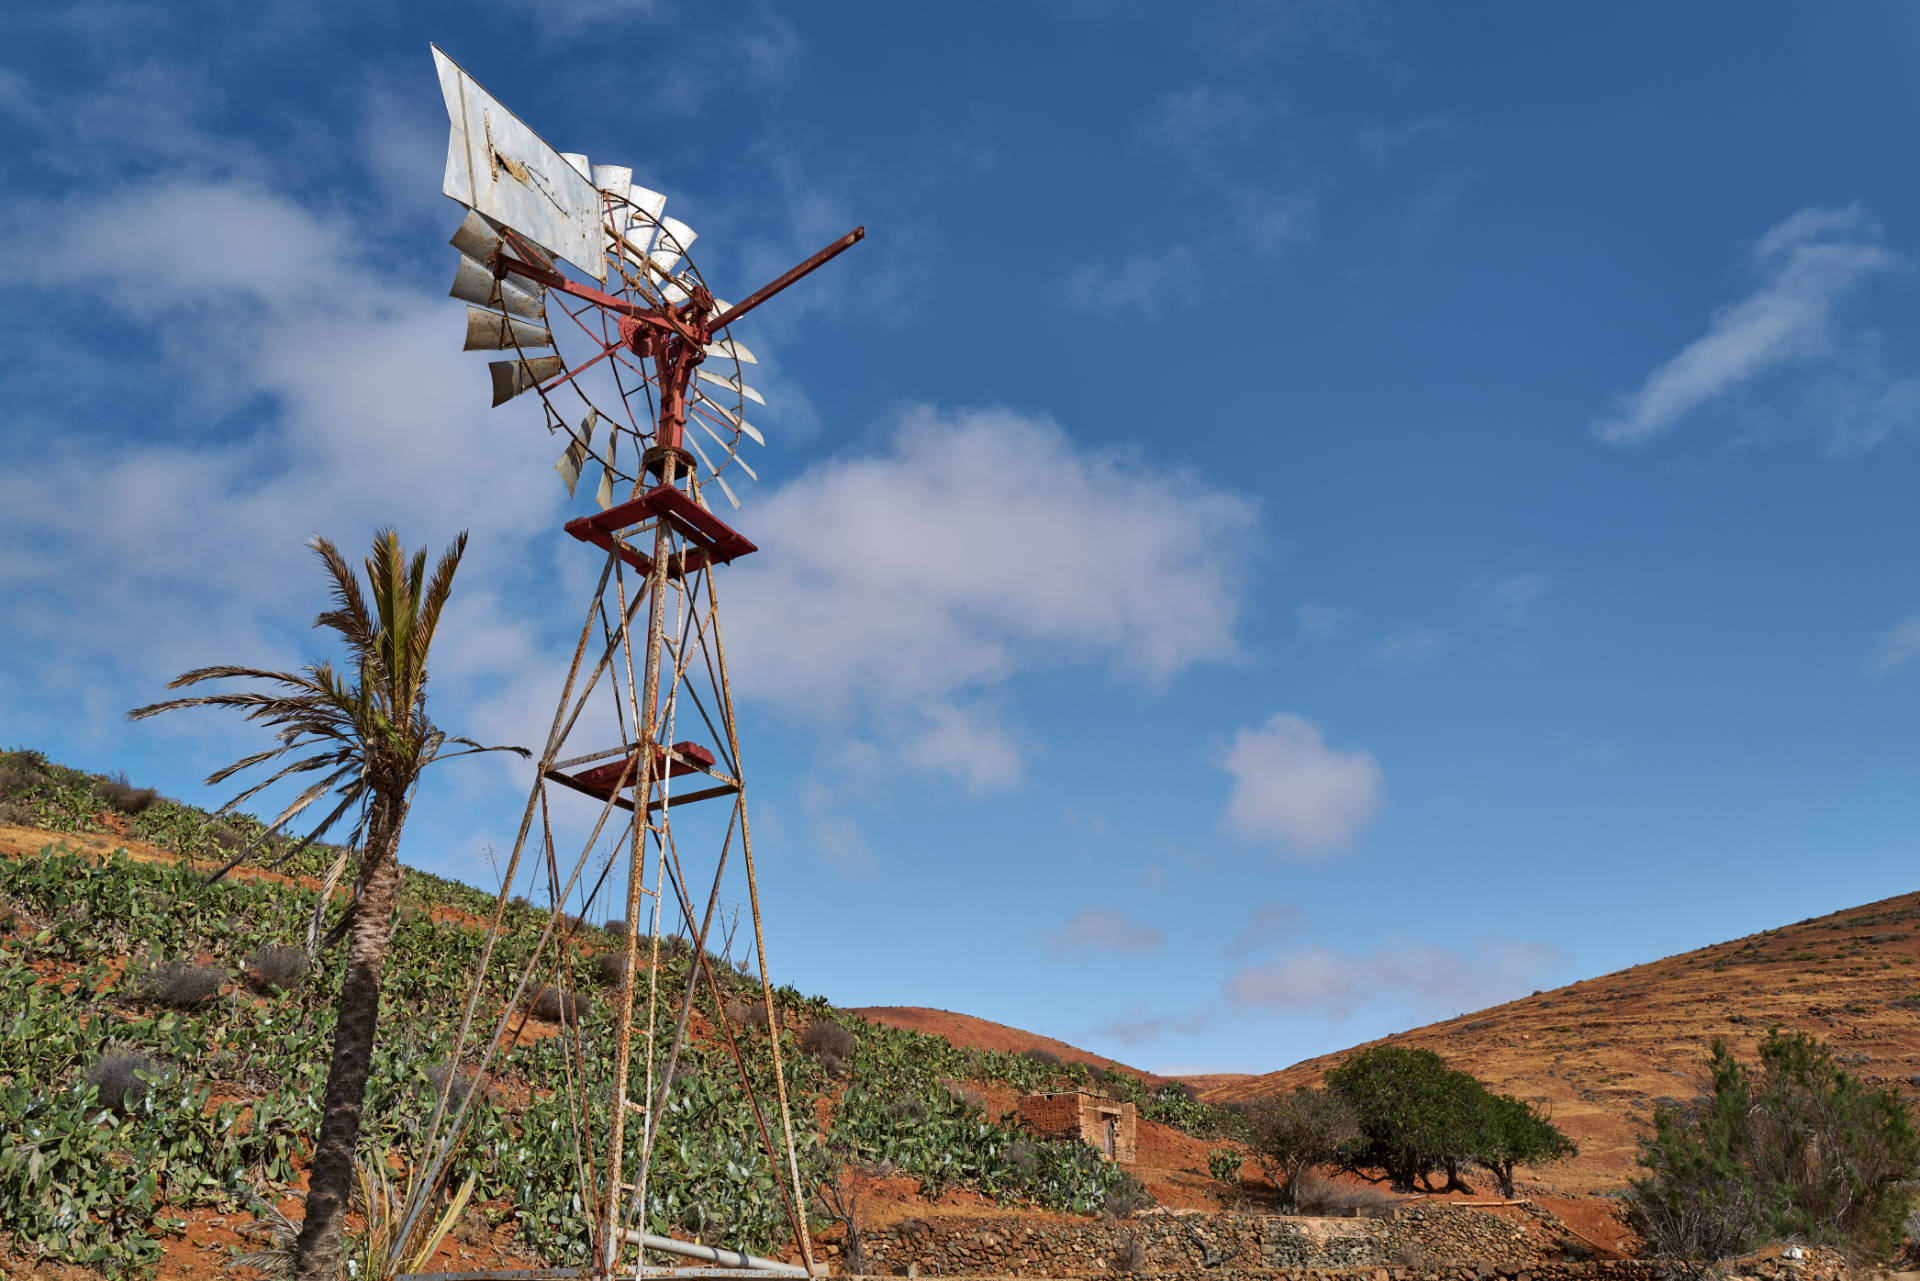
[1206,1147,1241,1184]
[1628,1030,1919,1267]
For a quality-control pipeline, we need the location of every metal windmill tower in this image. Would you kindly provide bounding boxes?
[399,45,862,1281]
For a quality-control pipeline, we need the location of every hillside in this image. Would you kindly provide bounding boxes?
[0,750,1255,1279]
[1204,890,1920,1194]
[850,1007,1258,1097]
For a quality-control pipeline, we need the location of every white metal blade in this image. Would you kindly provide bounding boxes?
[691,391,764,446]
[683,426,720,476]
[591,164,631,199]
[554,408,598,497]
[560,152,591,180]
[595,466,614,510]
[703,338,757,365]
[711,471,739,510]
[694,418,758,482]
[463,306,552,351]
[488,355,563,406]
[451,254,546,320]
[432,45,606,280]
[695,368,765,407]
[649,217,697,272]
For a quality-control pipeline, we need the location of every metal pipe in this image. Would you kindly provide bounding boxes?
[618,1229,808,1276]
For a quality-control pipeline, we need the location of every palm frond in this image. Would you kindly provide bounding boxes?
[408,530,468,695]
[308,534,378,665]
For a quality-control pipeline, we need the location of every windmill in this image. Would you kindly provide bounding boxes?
[398,45,862,1281]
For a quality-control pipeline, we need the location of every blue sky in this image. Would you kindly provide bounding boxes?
[4,1,1920,1075]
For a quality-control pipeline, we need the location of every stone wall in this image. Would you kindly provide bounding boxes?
[1014,1091,1138,1163]
[838,1205,1852,1280]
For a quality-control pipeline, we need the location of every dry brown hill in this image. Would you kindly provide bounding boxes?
[1203,889,1920,1195]
[848,1006,1259,1093]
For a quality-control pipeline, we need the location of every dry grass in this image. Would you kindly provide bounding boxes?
[87,1048,166,1114]
[143,960,227,1008]
[529,985,588,1024]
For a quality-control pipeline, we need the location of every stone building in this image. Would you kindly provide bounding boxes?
[1014,1090,1136,1162]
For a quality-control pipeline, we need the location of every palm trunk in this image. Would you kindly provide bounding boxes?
[293,787,411,1281]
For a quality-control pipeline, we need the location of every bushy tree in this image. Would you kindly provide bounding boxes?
[1477,1092,1576,1198]
[1239,1087,1361,1212]
[1629,1031,1919,1269]
[1326,1045,1573,1196]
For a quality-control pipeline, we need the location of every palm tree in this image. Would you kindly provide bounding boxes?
[129,528,525,1281]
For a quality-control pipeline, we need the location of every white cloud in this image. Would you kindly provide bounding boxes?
[1042,908,1165,956]
[496,0,666,39]
[1235,191,1317,260]
[1223,938,1559,1021]
[1054,245,1203,318]
[1088,1001,1215,1047]
[1367,627,1446,667]
[1219,713,1383,855]
[1356,115,1455,165]
[1223,899,1300,958]
[736,8,803,84]
[1293,601,1351,640]
[1485,571,1552,624]
[724,404,1258,780]
[1139,85,1281,152]
[1870,613,1920,675]
[1594,205,1903,446]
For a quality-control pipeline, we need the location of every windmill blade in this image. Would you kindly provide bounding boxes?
[615,187,669,265]
[710,470,740,510]
[595,465,615,510]
[591,164,630,198]
[489,355,564,406]
[451,254,546,321]
[559,152,591,180]
[451,208,554,281]
[703,338,757,365]
[649,217,697,273]
[695,368,765,407]
[661,274,693,305]
[593,165,633,244]
[682,423,721,476]
[694,417,757,482]
[692,391,764,446]
[432,46,605,280]
[463,306,553,351]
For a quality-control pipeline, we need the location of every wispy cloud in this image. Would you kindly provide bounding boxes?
[1869,613,1920,675]
[1219,713,1383,855]
[1054,246,1203,318]
[1139,85,1283,152]
[1484,571,1552,624]
[1223,938,1560,1021]
[1595,205,1904,446]
[1356,114,1455,165]
[1088,1001,1215,1047]
[1223,900,1300,958]
[1235,191,1317,260]
[1367,627,1446,667]
[1042,909,1166,957]
[1293,602,1351,640]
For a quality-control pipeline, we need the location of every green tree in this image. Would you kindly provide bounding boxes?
[1239,1087,1361,1212]
[1475,1092,1576,1198]
[1630,1030,1919,1269]
[129,529,524,1281]
[1326,1046,1473,1191]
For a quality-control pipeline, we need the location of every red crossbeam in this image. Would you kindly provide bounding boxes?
[563,485,757,573]
[569,742,719,797]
